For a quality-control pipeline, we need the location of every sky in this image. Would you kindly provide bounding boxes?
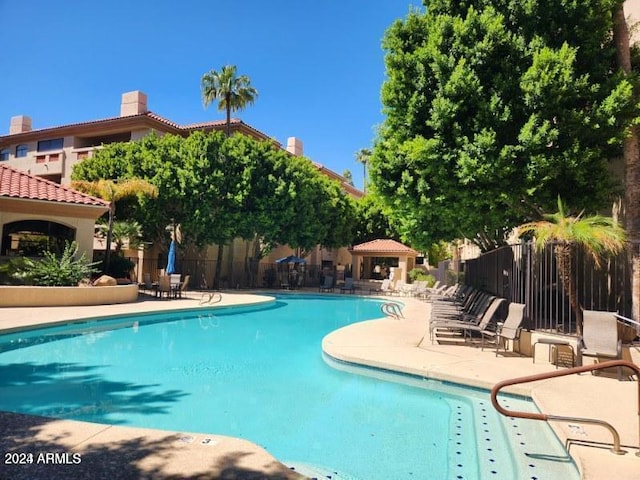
[0,1,423,191]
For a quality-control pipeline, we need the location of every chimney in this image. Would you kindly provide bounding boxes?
[9,115,32,134]
[286,137,303,156]
[120,91,148,116]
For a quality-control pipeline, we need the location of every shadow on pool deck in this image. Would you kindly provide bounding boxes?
[0,411,302,480]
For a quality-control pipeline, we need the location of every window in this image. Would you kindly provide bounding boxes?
[15,144,28,158]
[0,148,8,161]
[37,138,63,152]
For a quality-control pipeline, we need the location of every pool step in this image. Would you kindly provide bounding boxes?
[285,461,360,480]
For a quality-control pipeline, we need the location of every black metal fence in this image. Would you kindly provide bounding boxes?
[138,258,347,291]
[463,241,633,333]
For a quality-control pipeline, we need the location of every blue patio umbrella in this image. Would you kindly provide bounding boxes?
[166,240,177,274]
[275,255,306,264]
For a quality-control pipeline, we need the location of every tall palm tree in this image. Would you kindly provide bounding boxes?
[518,197,627,337]
[71,179,158,273]
[201,65,258,288]
[612,3,640,320]
[355,148,371,193]
[201,65,258,137]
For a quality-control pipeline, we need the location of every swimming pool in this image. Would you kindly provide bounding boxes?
[0,294,579,479]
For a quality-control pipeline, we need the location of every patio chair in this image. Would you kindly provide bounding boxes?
[176,274,190,299]
[580,310,623,380]
[340,277,357,294]
[431,290,491,323]
[431,297,505,343]
[369,278,391,295]
[481,302,526,356]
[138,272,153,293]
[156,275,173,300]
[319,275,334,292]
[389,280,406,296]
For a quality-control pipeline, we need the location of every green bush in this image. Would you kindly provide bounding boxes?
[15,241,99,286]
[105,255,135,279]
[408,268,436,287]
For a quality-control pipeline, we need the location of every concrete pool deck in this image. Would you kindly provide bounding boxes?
[0,290,638,479]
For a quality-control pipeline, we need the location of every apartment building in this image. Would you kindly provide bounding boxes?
[0,91,361,197]
[0,91,361,281]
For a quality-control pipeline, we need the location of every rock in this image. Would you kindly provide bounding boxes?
[93,275,117,287]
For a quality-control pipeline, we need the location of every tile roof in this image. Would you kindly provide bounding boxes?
[0,112,271,142]
[350,238,419,255]
[0,164,109,207]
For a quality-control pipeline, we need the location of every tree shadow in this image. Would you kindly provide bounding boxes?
[1,412,304,479]
[0,362,188,424]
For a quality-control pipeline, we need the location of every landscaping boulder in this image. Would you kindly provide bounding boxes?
[93,275,117,287]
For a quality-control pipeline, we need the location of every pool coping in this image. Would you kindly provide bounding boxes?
[0,291,638,479]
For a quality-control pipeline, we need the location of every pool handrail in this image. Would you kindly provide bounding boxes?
[381,302,404,319]
[490,360,640,457]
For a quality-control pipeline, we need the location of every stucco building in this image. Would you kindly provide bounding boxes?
[0,91,362,284]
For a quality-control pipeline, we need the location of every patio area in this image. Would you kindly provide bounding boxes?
[0,291,638,479]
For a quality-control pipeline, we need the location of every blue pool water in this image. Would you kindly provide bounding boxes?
[0,294,579,479]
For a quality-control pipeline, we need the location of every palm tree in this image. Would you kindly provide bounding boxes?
[96,220,143,255]
[355,148,371,192]
[71,179,158,273]
[201,65,258,137]
[612,3,640,320]
[518,197,627,337]
[201,65,258,288]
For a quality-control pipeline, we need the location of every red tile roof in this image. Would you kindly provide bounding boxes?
[350,239,419,255]
[0,112,271,143]
[0,164,109,207]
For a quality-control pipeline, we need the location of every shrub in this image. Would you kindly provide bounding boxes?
[408,268,436,287]
[105,255,135,279]
[15,241,99,286]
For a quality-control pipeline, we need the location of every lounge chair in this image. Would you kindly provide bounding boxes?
[319,275,334,292]
[481,302,526,356]
[340,277,357,294]
[369,278,391,295]
[431,297,505,343]
[580,310,623,380]
[431,290,492,323]
[389,280,406,296]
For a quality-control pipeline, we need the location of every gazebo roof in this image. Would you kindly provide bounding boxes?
[349,238,418,256]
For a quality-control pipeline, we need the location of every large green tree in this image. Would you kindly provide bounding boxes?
[72,131,356,287]
[371,1,639,253]
[353,194,399,245]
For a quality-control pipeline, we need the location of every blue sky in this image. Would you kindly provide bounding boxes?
[0,1,423,190]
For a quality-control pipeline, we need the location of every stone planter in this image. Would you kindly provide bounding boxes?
[0,284,139,307]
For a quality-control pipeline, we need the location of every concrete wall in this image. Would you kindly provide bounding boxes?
[0,284,139,307]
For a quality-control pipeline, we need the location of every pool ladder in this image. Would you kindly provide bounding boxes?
[491,360,640,456]
[381,302,404,319]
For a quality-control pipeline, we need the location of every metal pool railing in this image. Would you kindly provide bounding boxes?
[490,360,640,456]
[381,302,404,319]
